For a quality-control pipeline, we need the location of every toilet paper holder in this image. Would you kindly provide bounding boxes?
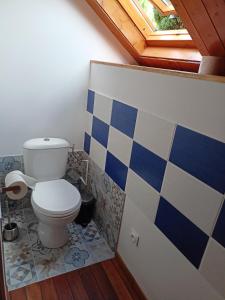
[0,185,21,194]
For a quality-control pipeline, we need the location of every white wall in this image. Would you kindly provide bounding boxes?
[89,62,225,300]
[0,0,134,156]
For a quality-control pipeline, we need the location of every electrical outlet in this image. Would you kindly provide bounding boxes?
[130,228,139,246]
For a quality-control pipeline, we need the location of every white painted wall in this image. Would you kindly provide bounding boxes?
[90,62,225,300]
[0,0,134,156]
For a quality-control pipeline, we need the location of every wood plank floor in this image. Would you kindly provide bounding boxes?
[9,257,147,300]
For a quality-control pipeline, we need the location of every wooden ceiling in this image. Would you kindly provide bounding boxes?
[173,0,225,56]
[85,0,225,72]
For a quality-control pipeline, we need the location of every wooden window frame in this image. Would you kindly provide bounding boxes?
[117,0,154,38]
[119,0,194,48]
[85,0,201,72]
[149,0,176,16]
[146,29,194,48]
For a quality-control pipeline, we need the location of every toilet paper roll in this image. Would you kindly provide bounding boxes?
[5,170,38,200]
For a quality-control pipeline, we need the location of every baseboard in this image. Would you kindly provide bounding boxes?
[115,252,148,300]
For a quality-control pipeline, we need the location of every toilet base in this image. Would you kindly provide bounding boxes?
[38,222,69,248]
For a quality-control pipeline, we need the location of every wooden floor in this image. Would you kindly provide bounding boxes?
[9,257,146,300]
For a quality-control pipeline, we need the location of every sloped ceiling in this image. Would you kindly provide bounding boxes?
[85,0,225,71]
[172,0,225,56]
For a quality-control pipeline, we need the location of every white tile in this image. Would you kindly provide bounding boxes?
[90,63,225,144]
[161,162,223,235]
[200,238,225,298]
[125,169,159,222]
[107,126,132,165]
[90,138,106,171]
[118,198,224,300]
[134,111,175,160]
[93,93,112,124]
[85,111,93,135]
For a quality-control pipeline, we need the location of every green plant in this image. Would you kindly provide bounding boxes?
[153,7,184,30]
[138,0,149,10]
[138,0,184,31]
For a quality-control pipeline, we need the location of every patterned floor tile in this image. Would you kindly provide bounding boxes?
[3,224,32,268]
[81,220,101,242]
[34,251,66,281]
[63,242,94,272]
[67,222,84,246]
[4,238,33,267]
[85,238,114,263]
[6,260,37,291]
[3,207,115,291]
[28,222,44,253]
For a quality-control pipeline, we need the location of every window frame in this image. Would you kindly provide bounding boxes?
[117,0,154,39]
[149,0,176,16]
[85,0,201,73]
[119,0,193,48]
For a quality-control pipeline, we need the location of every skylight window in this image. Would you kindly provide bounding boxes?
[86,0,201,72]
[135,0,185,31]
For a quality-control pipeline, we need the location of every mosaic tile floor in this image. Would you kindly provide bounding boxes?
[2,208,114,291]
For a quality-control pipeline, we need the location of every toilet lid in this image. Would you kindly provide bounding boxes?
[32,179,81,217]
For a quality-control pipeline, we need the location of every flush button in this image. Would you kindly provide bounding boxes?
[43,138,50,141]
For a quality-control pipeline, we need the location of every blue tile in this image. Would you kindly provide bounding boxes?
[155,197,209,268]
[84,132,91,154]
[170,125,225,194]
[92,116,109,148]
[110,100,137,138]
[105,152,128,190]
[87,90,95,114]
[129,142,166,192]
[212,201,225,248]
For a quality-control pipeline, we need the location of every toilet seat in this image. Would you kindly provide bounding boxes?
[32,179,81,218]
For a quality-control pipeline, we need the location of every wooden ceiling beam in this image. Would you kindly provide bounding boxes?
[201,0,225,50]
[171,0,225,56]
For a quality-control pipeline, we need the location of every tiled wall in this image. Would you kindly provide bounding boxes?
[0,156,32,213]
[84,89,225,298]
[67,148,126,251]
[83,155,126,251]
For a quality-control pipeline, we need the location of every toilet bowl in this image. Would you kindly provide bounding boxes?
[31,179,81,248]
[23,137,81,249]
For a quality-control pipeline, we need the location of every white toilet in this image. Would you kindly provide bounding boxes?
[23,138,81,248]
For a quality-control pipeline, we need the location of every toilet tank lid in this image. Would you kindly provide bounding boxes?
[23,138,70,150]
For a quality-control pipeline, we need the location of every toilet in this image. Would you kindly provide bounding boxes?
[23,138,81,248]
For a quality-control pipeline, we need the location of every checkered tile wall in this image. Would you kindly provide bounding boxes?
[84,89,225,297]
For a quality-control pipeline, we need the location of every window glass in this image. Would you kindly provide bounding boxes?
[137,0,185,31]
